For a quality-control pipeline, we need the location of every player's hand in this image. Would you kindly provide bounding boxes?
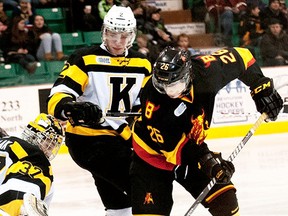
[250,77,283,121]
[198,152,235,184]
[63,101,103,127]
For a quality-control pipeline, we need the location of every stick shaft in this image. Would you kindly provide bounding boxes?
[184,112,268,216]
[105,112,141,117]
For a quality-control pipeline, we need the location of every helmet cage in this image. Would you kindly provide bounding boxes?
[21,114,64,161]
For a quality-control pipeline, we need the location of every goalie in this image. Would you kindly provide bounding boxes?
[0,113,64,216]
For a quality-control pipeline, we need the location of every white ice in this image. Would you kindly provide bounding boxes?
[50,133,288,216]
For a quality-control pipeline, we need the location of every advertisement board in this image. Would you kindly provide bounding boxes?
[0,67,287,138]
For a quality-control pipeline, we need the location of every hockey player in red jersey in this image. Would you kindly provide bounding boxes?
[0,113,64,216]
[47,5,151,216]
[130,46,283,215]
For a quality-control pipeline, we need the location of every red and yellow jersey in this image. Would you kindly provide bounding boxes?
[0,136,53,216]
[48,45,151,140]
[132,47,265,171]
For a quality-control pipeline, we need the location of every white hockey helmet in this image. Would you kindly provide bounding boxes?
[102,5,137,50]
[21,113,64,161]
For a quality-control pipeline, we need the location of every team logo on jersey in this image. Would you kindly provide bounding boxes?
[118,58,130,66]
[96,56,111,64]
[143,192,154,204]
[174,102,187,116]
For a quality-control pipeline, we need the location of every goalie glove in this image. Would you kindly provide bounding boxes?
[198,152,235,184]
[250,77,283,121]
[20,193,48,216]
[63,101,103,127]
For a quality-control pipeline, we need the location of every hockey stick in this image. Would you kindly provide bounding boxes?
[184,112,268,216]
[105,112,141,117]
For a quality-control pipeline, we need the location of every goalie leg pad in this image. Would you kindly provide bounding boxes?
[22,193,48,216]
[0,209,10,216]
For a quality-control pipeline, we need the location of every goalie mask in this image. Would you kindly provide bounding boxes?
[152,46,193,98]
[21,113,64,161]
[102,5,137,55]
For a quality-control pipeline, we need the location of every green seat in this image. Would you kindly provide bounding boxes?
[36,8,67,33]
[82,31,102,46]
[0,64,22,87]
[60,32,86,55]
[22,61,52,85]
[47,23,67,33]
[36,7,65,21]
[5,10,13,18]
[45,60,66,82]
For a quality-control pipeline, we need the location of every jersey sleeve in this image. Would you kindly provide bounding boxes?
[47,55,89,120]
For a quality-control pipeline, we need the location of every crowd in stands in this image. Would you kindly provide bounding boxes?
[1,0,288,77]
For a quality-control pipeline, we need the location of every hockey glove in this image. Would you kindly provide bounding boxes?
[250,77,283,121]
[63,101,103,127]
[198,152,235,184]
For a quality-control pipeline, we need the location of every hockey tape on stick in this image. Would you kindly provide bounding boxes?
[184,112,268,216]
[105,112,141,117]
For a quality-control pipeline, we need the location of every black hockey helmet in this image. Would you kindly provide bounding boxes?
[152,46,193,97]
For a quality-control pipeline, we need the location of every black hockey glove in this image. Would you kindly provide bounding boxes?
[198,152,235,184]
[63,101,103,127]
[250,77,283,121]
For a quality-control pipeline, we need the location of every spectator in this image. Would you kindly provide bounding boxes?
[184,0,207,22]
[260,18,288,66]
[29,14,68,61]
[238,3,265,55]
[136,33,160,64]
[12,0,35,26]
[144,7,174,50]
[2,0,18,10]
[2,16,38,73]
[30,0,59,8]
[71,0,102,31]
[131,2,146,34]
[0,0,9,35]
[205,0,247,46]
[0,0,9,54]
[80,4,99,31]
[98,0,121,21]
[246,0,267,11]
[176,33,197,56]
[260,0,288,31]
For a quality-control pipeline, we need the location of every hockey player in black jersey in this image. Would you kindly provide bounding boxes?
[0,113,64,216]
[130,46,283,215]
[47,5,151,216]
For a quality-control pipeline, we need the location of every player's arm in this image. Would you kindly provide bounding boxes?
[47,57,103,126]
[231,48,283,121]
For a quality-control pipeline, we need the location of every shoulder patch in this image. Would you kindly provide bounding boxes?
[96,56,111,64]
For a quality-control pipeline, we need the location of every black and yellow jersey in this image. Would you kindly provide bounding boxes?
[132,47,265,171]
[48,45,152,140]
[0,136,53,216]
